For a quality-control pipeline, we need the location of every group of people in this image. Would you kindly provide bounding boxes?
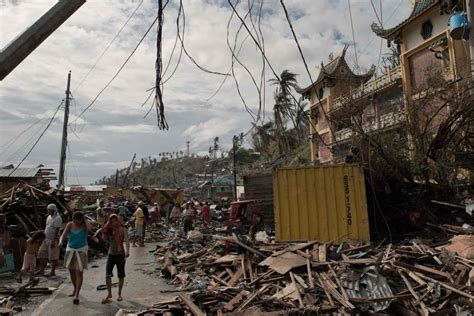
[168,201,211,234]
[14,202,131,305]
[11,198,214,306]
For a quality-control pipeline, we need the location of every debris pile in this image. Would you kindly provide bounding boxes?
[0,183,68,235]
[0,183,107,255]
[146,231,474,315]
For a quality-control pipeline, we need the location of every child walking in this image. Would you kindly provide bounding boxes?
[17,232,46,282]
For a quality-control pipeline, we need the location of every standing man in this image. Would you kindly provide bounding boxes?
[201,202,210,227]
[96,201,106,228]
[37,203,62,276]
[141,202,149,241]
[101,214,129,304]
[117,203,129,222]
[132,203,145,247]
[182,203,194,235]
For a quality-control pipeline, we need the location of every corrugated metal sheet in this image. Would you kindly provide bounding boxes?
[343,266,394,312]
[243,174,274,225]
[0,168,40,178]
[273,164,370,242]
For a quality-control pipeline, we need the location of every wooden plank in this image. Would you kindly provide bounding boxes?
[316,274,334,307]
[415,272,474,300]
[241,256,247,280]
[178,293,205,316]
[225,268,235,278]
[237,284,269,311]
[272,240,319,257]
[228,267,244,287]
[247,257,254,282]
[399,271,429,316]
[293,273,308,289]
[259,252,307,275]
[413,264,450,278]
[306,249,314,288]
[247,270,273,287]
[224,292,244,311]
[231,233,265,257]
[318,244,327,262]
[290,272,304,308]
[211,275,231,287]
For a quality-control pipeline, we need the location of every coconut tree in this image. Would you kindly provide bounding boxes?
[294,98,309,142]
[269,70,300,154]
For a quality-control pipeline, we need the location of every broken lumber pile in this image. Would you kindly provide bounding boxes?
[0,183,66,235]
[0,183,107,256]
[149,234,474,315]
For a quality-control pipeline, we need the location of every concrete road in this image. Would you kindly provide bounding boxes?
[32,243,175,316]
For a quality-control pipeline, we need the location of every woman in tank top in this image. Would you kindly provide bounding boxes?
[59,211,92,305]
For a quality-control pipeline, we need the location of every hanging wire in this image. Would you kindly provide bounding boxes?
[154,0,168,130]
[7,100,64,176]
[347,0,359,73]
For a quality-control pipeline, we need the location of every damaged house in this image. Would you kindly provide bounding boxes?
[299,0,472,168]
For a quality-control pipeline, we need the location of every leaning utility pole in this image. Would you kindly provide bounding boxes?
[58,71,71,193]
[114,169,119,187]
[0,0,86,81]
[122,153,136,187]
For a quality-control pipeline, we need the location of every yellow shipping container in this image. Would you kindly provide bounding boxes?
[273,164,370,243]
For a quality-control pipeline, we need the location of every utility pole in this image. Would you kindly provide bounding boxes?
[0,0,86,81]
[186,141,190,156]
[122,153,136,187]
[232,135,238,200]
[58,71,71,194]
[114,169,119,187]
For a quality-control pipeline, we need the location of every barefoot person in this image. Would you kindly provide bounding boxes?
[17,232,45,282]
[101,214,129,304]
[59,211,92,305]
[37,203,62,276]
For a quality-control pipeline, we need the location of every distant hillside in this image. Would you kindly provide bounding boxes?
[96,147,261,191]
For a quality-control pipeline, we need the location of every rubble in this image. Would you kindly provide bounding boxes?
[0,182,108,278]
[141,229,474,315]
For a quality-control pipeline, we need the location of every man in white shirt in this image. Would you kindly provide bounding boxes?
[37,204,63,276]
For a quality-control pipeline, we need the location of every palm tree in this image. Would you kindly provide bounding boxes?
[269,70,300,154]
[252,121,275,158]
[214,137,220,157]
[294,98,309,142]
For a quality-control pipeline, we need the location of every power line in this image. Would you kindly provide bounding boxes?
[279,0,338,146]
[358,0,403,58]
[370,0,383,25]
[347,0,359,72]
[7,100,64,176]
[74,15,159,122]
[176,0,230,77]
[2,120,49,163]
[0,117,46,156]
[67,143,81,185]
[73,0,145,94]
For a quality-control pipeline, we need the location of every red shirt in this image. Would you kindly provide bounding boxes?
[201,205,210,217]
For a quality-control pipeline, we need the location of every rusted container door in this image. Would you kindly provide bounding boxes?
[273,165,369,243]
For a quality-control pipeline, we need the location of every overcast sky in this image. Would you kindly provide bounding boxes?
[0,0,412,185]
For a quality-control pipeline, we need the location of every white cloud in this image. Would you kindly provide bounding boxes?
[77,150,109,158]
[101,124,156,134]
[183,117,238,147]
[0,0,413,184]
